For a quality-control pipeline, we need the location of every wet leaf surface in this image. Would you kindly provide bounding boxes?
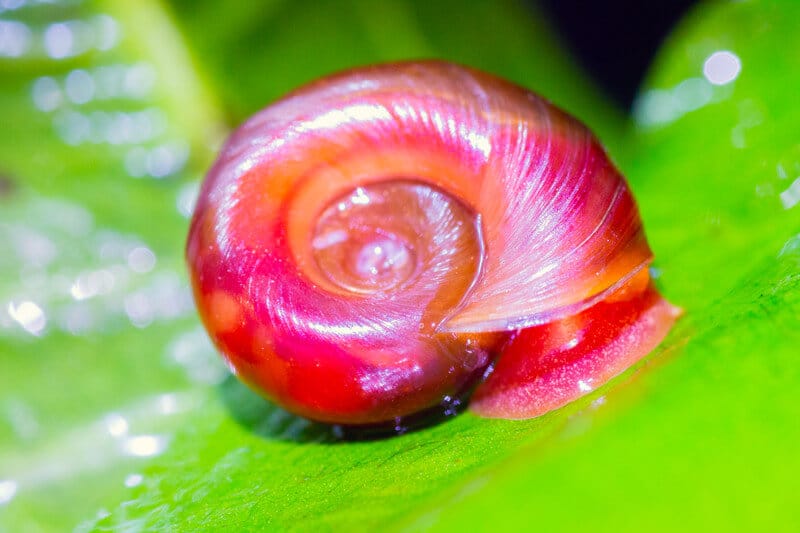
[1,1,797,531]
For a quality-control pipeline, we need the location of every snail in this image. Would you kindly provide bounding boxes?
[187,61,680,426]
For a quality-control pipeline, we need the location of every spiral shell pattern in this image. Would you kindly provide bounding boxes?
[187,61,678,425]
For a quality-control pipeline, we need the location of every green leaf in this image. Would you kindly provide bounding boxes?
[0,0,225,529]
[416,1,800,530]
[1,0,797,531]
[165,0,624,144]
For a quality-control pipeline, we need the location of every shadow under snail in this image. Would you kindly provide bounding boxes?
[187,61,680,426]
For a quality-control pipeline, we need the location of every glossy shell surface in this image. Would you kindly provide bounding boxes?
[187,61,678,425]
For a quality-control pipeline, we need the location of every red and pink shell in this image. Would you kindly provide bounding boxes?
[187,61,679,425]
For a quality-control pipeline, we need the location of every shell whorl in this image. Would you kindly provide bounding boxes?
[187,61,666,425]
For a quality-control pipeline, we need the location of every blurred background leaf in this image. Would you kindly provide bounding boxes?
[1,0,798,531]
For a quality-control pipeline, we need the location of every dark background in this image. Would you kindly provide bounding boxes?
[539,0,697,108]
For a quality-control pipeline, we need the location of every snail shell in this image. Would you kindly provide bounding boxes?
[187,61,679,425]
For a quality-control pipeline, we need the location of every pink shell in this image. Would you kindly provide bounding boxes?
[187,61,677,425]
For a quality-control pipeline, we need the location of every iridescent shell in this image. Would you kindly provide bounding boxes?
[187,61,679,425]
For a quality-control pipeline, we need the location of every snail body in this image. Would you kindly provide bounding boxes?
[187,61,679,425]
